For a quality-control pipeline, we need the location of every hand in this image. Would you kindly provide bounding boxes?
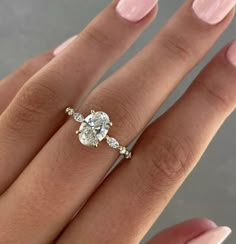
[0,0,235,243]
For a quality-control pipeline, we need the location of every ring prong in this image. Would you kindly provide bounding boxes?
[91,110,95,114]
[76,130,80,135]
[106,122,112,129]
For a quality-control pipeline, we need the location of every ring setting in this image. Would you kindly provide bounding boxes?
[65,107,132,159]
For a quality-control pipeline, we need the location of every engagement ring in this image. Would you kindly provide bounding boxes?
[66,107,132,159]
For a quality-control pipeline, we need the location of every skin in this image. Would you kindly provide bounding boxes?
[0,0,235,243]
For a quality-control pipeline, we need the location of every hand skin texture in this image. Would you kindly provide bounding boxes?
[0,0,236,243]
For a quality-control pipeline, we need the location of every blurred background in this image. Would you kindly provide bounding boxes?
[0,0,235,243]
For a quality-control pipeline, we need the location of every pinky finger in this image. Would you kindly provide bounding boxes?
[147,219,231,244]
[0,36,75,114]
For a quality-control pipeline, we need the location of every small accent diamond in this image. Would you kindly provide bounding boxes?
[125,151,132,159]
[73,113,84,122]
[119,146,127,155]
[107,137,119,149]
[66,107,74,116]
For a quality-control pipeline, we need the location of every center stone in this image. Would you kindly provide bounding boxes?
[78,111,110,147]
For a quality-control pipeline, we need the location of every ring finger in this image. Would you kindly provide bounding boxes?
[58,41,236,243]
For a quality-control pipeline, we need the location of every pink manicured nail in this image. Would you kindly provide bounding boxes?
[187,227,232,244]
[192,0,236,25]
[116,0,157,22]
[227,40,236,67]
[54,35,78,56]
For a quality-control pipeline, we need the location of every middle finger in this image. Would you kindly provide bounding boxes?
[1,0,235,243]
[0,0,156,194]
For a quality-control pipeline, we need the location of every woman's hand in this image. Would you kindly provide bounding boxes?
[0,0,236,243]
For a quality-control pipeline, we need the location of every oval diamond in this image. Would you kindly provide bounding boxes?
[78,111,110,146]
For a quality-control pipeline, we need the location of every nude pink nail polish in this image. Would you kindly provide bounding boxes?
[192,0,236,25]
[54,35,78,56]
[116,0,157,22]
[227,40,236,67]
[187,227,232,244]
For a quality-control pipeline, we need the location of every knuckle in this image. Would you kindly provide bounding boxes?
[196,79,232,111]
[18,51,54,79]
[145,134,194,185]
[83,25,118,51]
[9,81,58,131]
[110,95,141,136]
[19,82,57,113]
[160,32,194,63]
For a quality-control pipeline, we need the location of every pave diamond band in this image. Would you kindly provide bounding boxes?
[65,107,132,159]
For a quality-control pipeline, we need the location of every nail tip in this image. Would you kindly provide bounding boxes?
[192,0,236,25]
[187,226,232,244]
[218,226,232,244]
[220,226,232,235]
[116,0,157,22]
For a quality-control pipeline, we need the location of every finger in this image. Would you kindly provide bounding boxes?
[0,51,54,114]
[148,219,231,244]
[56,41,236,243]
[0,1,157,194]
[2,0,234,243]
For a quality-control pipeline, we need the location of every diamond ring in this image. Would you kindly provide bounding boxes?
[65,107,132,159]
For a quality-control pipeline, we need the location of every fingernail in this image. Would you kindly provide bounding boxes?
[227,40,236,66]
[54,35,78,56]
[116,0,157,22]
[187,227,232,244]
[192,0,236,25]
